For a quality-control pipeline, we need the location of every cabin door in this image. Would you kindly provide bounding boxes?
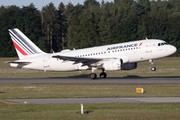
[145,41,152,53]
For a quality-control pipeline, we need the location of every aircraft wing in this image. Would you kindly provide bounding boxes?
[52,55,103,66]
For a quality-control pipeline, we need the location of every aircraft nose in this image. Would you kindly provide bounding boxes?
[171,45,177,54]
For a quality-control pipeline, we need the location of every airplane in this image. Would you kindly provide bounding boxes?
[8,28,177,79]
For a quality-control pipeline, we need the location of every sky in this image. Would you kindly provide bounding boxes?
[1,0,114,10]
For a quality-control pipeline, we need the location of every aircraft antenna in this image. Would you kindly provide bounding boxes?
[146,37,148,40]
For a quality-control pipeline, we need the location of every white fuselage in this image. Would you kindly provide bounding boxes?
[10,39,177,71]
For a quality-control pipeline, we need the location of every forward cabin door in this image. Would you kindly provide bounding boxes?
[145,41,152,53]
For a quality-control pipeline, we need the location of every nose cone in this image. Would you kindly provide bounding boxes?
[171,45,177,54]
[167,45,177,56]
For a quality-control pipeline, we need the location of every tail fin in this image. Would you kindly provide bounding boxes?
[8,28,44,59]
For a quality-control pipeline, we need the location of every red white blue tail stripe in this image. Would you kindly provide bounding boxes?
[9,28,43,58]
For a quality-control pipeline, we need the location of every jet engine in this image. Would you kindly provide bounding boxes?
[122,62,137,70]
[103,59,123,71]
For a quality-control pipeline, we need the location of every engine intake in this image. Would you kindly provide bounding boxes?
[122,62,137,70]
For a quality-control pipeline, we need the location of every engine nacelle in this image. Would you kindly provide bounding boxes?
[122,62,137,70]
[103,59,123,71]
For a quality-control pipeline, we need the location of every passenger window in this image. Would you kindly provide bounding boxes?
[158,43,160,46]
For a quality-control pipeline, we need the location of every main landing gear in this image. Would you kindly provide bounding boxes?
[90,68,107,79]
[149,60,156,71]
[100,69,107,78]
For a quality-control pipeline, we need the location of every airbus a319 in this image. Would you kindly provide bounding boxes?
[8,28,177,79]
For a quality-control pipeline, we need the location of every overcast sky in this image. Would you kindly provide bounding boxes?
[1,0,114,10]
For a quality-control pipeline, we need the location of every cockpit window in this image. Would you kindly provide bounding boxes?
[158,42,168,46]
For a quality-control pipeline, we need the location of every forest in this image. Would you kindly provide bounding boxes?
[0,0,180,57]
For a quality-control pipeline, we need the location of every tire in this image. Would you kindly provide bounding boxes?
[151,67,156,71]
[100,72,107,78]
[90,73,97,79]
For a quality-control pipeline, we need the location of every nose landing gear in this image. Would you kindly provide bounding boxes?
[149,60,156,71]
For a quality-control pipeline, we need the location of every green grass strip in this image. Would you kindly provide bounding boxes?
[0,103,180,120]
[0,84,180,99]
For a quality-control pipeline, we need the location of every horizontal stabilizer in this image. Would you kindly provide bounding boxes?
[5,61,31,65]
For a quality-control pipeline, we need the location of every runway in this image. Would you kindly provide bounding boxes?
[0,77,180,85]
[6,97,180,104]
[1,77,180,104]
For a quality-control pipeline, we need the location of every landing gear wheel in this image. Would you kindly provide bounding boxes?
[100,72,107,78]
[151,67,156,71]
[90,73,97,79]
[149,60,156,71]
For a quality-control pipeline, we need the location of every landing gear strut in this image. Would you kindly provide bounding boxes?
[149,60,156,71]
[100,69,107,78]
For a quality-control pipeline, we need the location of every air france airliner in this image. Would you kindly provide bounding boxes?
[8,28,177,79]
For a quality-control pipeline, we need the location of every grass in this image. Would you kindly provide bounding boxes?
[1,57,180,119]
[0,103,180,120]
[0,84,180,99]
[0,57,180,78]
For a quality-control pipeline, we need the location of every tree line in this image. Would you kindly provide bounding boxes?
[0,0,180,57]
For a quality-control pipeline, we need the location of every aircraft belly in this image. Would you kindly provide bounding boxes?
[23,62,44,70]
[48,61,77,71]
[128,51,142,62]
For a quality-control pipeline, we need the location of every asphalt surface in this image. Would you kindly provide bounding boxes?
[1,77,180,104]
[0,77,180,85]
[6,97,180,104]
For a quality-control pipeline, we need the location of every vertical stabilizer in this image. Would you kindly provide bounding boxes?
[9,28,44,59]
